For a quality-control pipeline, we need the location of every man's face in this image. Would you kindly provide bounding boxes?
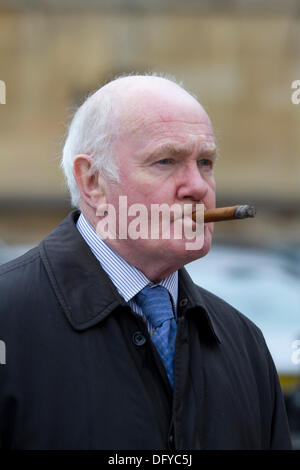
[101,85,217,273]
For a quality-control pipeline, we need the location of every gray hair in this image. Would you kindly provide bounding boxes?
[61,88,119,208]
[61,72,188,208]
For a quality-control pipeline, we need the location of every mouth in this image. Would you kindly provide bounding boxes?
[176,203,207,221]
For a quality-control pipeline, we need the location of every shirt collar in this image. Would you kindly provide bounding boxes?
[40,210,221,342]
[76,213,178,310]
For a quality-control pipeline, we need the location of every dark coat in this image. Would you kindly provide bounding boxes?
[0,211,291,450]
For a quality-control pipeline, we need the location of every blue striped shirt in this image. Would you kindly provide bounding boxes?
[76,214,178,328]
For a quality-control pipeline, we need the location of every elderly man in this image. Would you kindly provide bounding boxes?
[0,75,291,450]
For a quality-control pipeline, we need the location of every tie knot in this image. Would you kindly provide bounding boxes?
[135,285,174,328]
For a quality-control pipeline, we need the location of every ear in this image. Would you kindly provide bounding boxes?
[73,154,107,209]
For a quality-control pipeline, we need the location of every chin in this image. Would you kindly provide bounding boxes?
[165,229,213,268]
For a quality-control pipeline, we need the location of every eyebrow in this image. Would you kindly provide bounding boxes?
[145,141,218,162]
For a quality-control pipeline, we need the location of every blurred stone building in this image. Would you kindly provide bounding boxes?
[0,0,299,245]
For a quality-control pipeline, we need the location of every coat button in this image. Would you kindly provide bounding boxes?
[132,331,146,346]
[179,298,188,307]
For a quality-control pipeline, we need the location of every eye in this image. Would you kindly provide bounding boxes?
[156,158,174,165]
[197,159,213,168]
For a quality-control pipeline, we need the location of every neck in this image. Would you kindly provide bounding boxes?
[104,239,181,282]
[80,207,183,282]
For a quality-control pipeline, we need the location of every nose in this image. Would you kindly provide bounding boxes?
[176,161,210,203]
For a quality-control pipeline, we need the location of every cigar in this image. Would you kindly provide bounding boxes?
[192,205,256,223]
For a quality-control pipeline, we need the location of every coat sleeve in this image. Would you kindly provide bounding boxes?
[264,345,293,449]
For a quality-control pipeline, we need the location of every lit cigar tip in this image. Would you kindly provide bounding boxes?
[234,205,256,219]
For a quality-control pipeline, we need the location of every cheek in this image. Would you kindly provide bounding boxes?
[205,179,216,204]
[108,182,152,211]
[127,177,170,206]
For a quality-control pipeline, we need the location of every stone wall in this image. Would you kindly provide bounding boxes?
[0,7,299,243]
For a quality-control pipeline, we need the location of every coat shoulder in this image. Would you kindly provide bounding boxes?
[193,281,266,343]
[0,246,45,317]
[0,246,41,282]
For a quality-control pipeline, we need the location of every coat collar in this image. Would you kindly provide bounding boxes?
[39,210,221,343]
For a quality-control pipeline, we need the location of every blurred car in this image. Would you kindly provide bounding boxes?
[186,243,300,447]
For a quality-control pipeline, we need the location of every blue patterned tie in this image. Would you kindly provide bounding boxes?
[135,285,177,388]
